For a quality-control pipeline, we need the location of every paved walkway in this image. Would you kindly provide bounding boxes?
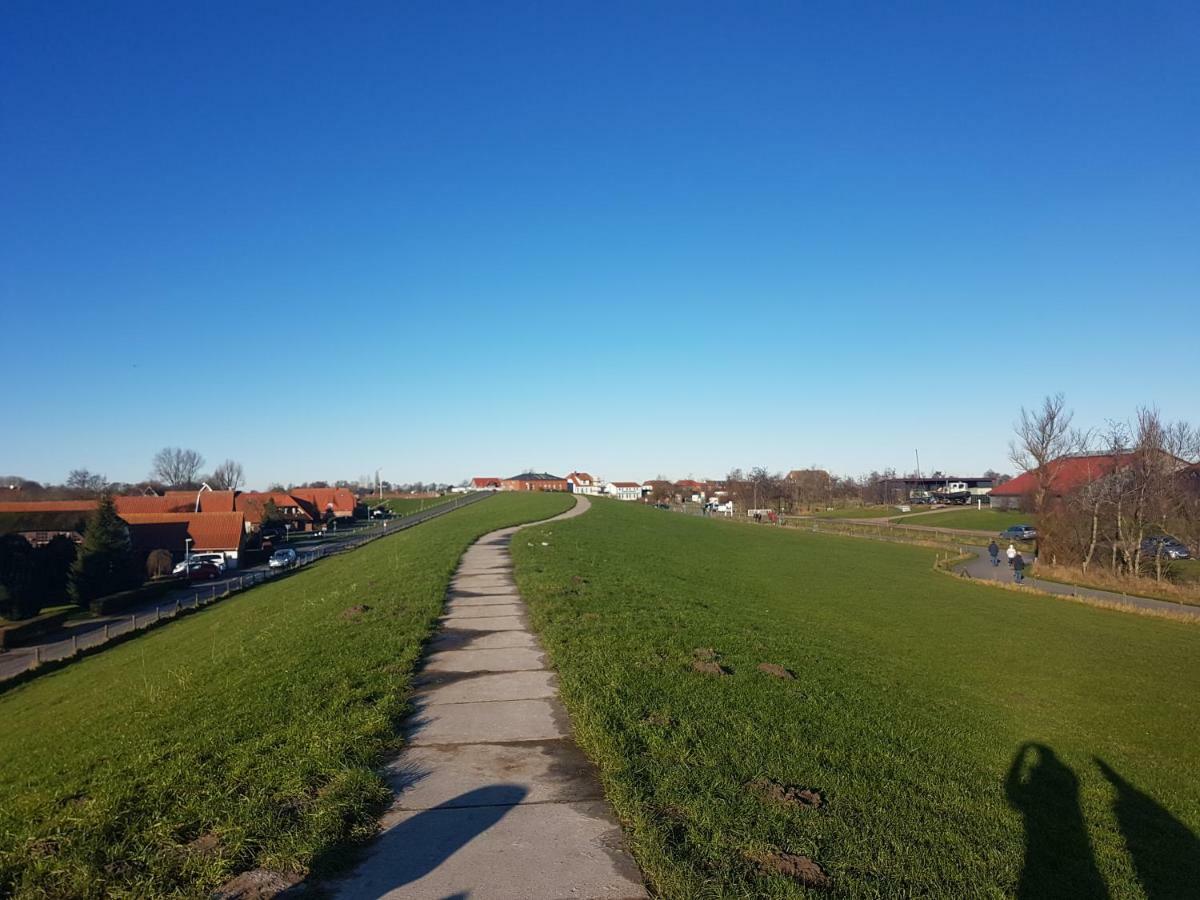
[956,550,1200,620]
[331,495,647,900]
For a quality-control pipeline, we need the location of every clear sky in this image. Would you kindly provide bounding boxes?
[3,1,1197,488]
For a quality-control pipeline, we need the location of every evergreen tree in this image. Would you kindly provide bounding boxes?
[69,493,139,604]
[0,534,38,620]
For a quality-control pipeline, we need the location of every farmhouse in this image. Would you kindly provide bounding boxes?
[471,477,502,491]
[235,492,315,532]
[985,452,1193,511]
[605,481,642,501]
[501,473,569,492]
[566,472,599,495]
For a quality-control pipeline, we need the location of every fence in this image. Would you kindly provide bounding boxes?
[1,492,492,683]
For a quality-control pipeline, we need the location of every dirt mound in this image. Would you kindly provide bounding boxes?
[754,852,831,889]
[339,604,371,620]
[693,647,718,660]
[692,659,730,676]
[212,868,302,899]
[757,663,795,680]
[186,832,220,856]
[751,778,824,808]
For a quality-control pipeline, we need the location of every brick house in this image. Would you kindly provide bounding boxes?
[501,473,570,492]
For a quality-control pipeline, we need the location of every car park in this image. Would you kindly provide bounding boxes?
[268,548,298,569]
[1000,525,1038,541]
[172,553,226,575]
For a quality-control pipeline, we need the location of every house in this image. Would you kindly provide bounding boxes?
[471,477,503,491]
[121,512,247,569]
[288,487,359,522]
[605,481,642,501]
[987,452,1190,511]
[566,472,599,495]
[235,492,315,532]
[501,473,570,492]
[674,480,707,503]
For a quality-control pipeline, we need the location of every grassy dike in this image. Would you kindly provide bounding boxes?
[0,492,573,899]
[512,499,1200,898]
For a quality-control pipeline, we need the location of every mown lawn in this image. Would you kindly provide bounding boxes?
[0,492,572,899]
[366,495,460,516]
[891,507,1032,531]
[513,500,1200,898]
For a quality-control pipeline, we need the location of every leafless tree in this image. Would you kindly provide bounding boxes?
[209,459,245,491]
[1009,394,1081,514]
[65,468,108,493]
[151,447,205,487]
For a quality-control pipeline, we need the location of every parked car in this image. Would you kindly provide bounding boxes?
[1000,525,1038,541]
[1141,536,1191,560]
[269,548,298,569]
[186,561,222,581]
[172,553,226,575]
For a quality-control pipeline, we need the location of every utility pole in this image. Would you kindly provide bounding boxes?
[376,468,382,500]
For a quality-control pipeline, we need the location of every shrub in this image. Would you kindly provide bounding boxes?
[146,548,174,579]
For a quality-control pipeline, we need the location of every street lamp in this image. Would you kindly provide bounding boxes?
[195,481,212,513]
[185,537,192,571]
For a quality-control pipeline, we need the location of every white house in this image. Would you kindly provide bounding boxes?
[566,472,600,495]
[606,481,642,501]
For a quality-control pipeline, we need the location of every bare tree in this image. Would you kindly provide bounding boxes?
[151,447,205,488]
[1009,394,1080,514]
[65,468,108,493]
[209,459,245,491]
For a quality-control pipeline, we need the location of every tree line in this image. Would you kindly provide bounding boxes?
[2,448,245,499]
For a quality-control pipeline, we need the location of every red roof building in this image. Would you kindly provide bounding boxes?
[121,512,247,566]
[471,477,502,490]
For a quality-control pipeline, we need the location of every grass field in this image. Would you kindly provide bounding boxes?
[512,500,1200,898]
[0,492,573,899]
[890,508,1033,531]
[810,505,901,519]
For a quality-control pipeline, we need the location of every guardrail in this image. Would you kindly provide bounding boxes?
[0,492,492,683]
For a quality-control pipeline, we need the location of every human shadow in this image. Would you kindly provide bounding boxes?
[1005,743,1108,899]
[338,784,528,895]
[1095,758,1200,899]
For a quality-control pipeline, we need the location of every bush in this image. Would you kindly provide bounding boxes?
[89,578,185,615]
[0,534,38,620]
[146,548,174,579]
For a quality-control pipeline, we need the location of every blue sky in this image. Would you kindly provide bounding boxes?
[3,1,1197,488]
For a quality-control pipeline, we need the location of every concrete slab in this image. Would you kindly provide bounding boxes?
[416,670,558,705]
[407,697,570,745]
[383,740,603,811]
[445,593,521,606]
[422,646,544,674]
[439,615,526,632]
[426,629,537,652]
[333,800,646,900]
[442,603,524,619]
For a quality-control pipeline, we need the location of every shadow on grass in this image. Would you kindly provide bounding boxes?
[1095,758,1200,899]
[1005,743,1108,899]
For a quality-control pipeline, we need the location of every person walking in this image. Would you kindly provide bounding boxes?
[1006,543,1017,567]
[1013,552,1026,583]
[988,540,1000,567]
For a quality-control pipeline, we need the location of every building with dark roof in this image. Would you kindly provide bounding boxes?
[501,473,569,492]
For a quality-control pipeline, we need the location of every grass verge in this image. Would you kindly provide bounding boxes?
[890,508,1031,530]
[0,492,573,898]
[513,499,1200,898]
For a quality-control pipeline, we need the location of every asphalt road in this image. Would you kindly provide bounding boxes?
[0,494,492,682]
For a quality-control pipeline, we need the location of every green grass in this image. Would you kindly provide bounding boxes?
[512,500,1200,898]
[890,508,1033,531]
[0,492,573,899]
[810,505,901,519]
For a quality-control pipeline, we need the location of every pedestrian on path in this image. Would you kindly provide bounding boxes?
[1013,552,1026,583]
[988,540,1000,567]
[1006,543,1017,567]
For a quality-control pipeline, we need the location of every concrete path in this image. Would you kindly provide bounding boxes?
[331,495,648,900]
[957,549,1200,620]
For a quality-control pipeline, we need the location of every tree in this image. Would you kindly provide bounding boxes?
[146,548,174,579]
[1009,394,1080,515]
[69,493,140,604]
[151,447,205,488]
[66,468,108,493]
[261,498,284,526]
[209,459,245,491]
[0,534,38,620]
[33,535,76,605]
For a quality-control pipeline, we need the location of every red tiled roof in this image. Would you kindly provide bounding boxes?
[567,472,594,483]
[288,487,357,514]
[0,500,97,513]
[990,454,1130,497]
[472,477,502,488]
[114,495,193,514]
[675,480,703,489]
[121,512,246,552]
[235,492,314,525]
[609,481,641,488]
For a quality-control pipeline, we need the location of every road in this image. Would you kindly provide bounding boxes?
[955,548,1200,619]
[0,494,493,681]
